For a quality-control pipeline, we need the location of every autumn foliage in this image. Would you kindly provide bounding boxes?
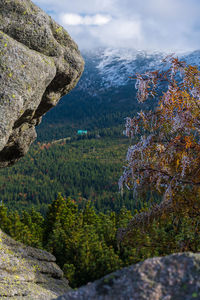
[119,57,200,242]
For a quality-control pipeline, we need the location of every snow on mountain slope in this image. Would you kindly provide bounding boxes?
[182,50,200,67]
[38,48,200,141]
[96,48,165,88]
[80,48,200,91]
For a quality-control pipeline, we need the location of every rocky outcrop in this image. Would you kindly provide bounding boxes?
[57,252,200,300]
[0,0,84,167]
[0,229,70,299]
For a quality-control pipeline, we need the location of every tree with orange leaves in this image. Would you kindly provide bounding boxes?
[118,57,200,243]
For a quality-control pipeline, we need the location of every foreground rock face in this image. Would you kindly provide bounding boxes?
[57,252,200,300]
[0,229,70,299]
[0,0,84,167]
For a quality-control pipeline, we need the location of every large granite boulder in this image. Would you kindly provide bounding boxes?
[0,0,84,167]
[0,229,70,299]
[57,252,200,300]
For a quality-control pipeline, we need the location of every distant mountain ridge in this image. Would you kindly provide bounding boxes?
[76,48,165,92]
[37,48,200,142]
[79,48,200,89]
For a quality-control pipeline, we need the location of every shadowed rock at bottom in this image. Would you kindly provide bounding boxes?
[56,252,200,300]
[0,229,70,299]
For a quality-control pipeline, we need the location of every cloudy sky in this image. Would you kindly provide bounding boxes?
[33,0,200,52]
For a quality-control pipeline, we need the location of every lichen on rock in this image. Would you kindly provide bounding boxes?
[0,229,70,299]
[0,0,84,167]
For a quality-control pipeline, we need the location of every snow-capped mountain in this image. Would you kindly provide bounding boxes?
[182,50,200,67]
[96,48,165,88]
[77,48,200,91]
[38,47,200,141]
[80,48,165,90]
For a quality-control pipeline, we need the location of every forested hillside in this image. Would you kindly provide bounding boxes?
[36,49,160,142]
[1,193,200,288]
[36,49,200,142]
[1,51,200,292]
[0,136,153,214]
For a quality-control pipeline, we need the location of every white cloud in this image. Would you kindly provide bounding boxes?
[33,0,200,51]
[89,18,142,48]
[33,0,116,14]
[60,13,111,26]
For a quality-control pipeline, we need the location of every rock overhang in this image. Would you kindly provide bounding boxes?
[0,0,84,167]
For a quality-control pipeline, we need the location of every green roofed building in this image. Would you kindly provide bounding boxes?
[77,130,88,135]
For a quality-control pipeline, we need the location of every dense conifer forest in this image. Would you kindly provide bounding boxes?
[1,134,200,288]
[0,136,146,214]
[1,193,200,288]
[1,57,200,290]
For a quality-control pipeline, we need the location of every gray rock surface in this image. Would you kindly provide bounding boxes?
[57,252,200,300]
[0,0,84,167]
[0,229,70,299]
